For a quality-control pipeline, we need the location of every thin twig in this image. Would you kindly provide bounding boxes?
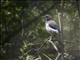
[34,55,41,60]
[42,53,52,60]
[37,37,49,51]
[48,36,61,60]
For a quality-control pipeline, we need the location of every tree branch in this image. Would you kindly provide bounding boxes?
[48,36,61,60]
[42,53,52,60]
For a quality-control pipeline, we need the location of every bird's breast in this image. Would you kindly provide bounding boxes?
[45,23,51,32]
[45,23,59,34]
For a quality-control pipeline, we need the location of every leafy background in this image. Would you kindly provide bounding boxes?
[1,0,80,60]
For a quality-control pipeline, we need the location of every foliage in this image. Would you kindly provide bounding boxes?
[1,0,80,60]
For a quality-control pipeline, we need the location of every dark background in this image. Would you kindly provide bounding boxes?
[0,0,80,60]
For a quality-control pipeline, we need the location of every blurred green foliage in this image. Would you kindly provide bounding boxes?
[1,0,80,60]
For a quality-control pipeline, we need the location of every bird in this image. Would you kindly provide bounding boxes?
[44,14,63,51]
[44,15,60,36]
[44,15,63,60]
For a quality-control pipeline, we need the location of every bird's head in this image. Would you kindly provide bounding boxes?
[44,15,52,21]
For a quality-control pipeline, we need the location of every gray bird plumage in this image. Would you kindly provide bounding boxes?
[45,15,60,35]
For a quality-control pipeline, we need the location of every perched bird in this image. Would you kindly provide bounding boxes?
[45,15,60,36]
[44,15,63,60]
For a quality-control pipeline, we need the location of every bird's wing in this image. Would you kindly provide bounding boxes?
[48,21,60,32]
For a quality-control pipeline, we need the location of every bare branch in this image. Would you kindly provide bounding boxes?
[42,53,52,60]
[48,36,61,60]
